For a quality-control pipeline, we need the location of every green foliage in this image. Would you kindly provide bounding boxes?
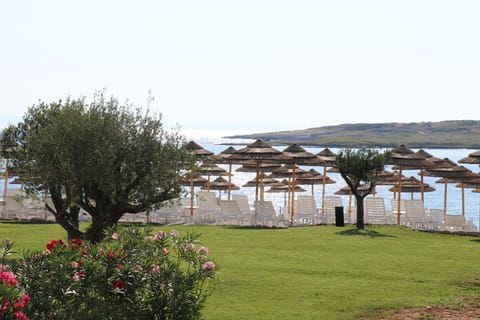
[11,227,217,320]
[2,91,192,242]
[336,148,391,228]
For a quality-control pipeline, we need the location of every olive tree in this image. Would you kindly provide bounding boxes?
[335,148,390,229]
[2,92,191,242]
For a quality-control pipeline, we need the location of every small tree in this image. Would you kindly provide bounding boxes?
[1,92,191,242]
[335,148,390,229]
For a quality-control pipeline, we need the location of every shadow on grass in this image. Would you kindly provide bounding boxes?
[0,219,57,225]
[336,228,397,238]
[471,239,480,244]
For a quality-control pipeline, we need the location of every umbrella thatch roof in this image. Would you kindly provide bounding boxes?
[182,141,214,158]
[316,148,336,166]
[202,176,240,191]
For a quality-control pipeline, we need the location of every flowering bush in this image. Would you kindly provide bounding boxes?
[1,239,30,320]
[13,227,217,320]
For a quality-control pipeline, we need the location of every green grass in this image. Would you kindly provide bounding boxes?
[1,221,480,319]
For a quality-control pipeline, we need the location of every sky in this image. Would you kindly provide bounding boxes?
[1,1,480,137]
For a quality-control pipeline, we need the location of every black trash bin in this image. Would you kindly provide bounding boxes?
[335,206,345,227]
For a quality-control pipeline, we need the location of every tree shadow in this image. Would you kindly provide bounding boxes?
[470,239,480,244]
[336,228,397,238]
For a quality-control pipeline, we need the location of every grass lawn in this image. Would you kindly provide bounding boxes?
[1,221,480,319]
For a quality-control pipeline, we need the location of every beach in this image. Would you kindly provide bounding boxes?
[184,130,480,228]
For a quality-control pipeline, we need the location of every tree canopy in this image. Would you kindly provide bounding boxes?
[1,92,191,242]
[335,148,391,229]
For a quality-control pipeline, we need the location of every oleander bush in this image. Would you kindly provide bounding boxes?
[8,227,217,320]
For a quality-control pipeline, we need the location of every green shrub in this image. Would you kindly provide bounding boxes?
[12,227,217,320]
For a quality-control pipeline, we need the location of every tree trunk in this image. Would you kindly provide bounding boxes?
[356,196,364,229]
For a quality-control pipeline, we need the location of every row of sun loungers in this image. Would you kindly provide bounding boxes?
[1,191,478,232]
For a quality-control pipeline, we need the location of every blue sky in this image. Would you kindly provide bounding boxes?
[1,1,480,136]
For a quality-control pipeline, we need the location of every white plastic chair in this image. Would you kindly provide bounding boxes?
[293,195,318,225]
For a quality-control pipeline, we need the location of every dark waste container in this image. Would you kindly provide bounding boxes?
[335,206,345,227]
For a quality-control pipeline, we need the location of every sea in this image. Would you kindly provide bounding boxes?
[182,129,480,228]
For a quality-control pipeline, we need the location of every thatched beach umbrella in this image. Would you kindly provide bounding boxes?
[228,139,291,203]
[388,144,430,224]
[316,148,337,216]
[202,176,240,199]
[182,141,214,216]
[281,144,324,223]
[295,168,336,197]
[212,146,238,200]
[428,162,479,217]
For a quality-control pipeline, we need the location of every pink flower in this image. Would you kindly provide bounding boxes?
[162,247,169,254]
[71,261,79,268]
[185,243,195,252]
[153,231,165,240]
[201,261,215,271]
[14,311,28,320]
[46,239,65,252]
[118,264,124,269]
[0,271,18,287]
[199,246,208,256]
[20,293,30,305]
[170,229,178,238]
[111,232,119,240]
[152,265,160,273]
[72,271,86,281]
[112,279,124,290]
[14,300,25,311]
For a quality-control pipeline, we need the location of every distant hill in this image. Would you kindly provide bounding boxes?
[224,120,480,148]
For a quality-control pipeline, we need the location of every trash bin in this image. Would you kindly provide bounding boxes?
[335,206,345,227]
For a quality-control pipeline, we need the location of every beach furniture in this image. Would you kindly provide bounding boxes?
[293,195,319,226]
[440,214,466,231]
[253,200,284,227]
[403,199,427,230]
[364,197,388,225]
[219,200,249,225]
[196,191,222,224]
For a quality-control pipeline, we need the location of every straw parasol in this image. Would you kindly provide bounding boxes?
[269,164,308,219]
[295,168,336,197]
[228,139,291,203]
[427,162,479,217]
[316,148,337,216]
[181,141,214,216]
[281,144,324,223]
[458,150,480,165]
[201,176,240,199]
[213,146,237,200]
[388,144,431,224]
[266,179,306,213]
[195,163,230,191]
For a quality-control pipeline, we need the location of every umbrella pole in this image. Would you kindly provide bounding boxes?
[461,182,465,217]
[190,171,195,217]
[311,184,314,197]
[228,163,232,200]
[3,158,9,199]
[287,177,292,219]
[321,165,327,216]
[290,165,296,224]
[420,169,425,203]
[443,179,448,217]
[255,161,260,203]
[397,166,403,225]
